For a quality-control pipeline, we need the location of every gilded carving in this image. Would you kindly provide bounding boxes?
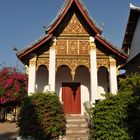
[68,40,78,54]
[56,39,90,55]
[38,53,49,58]
[79,41,90,54]
[56,57,90,79]
[37,58,49,69]
[97,59,109,69]
[90,42,96,50]
[56,40,67,54]
[109,56,116,67]
[29,57,37,66]
[62,13,88,34]
[71,70,75,80]
[109,58,116,66]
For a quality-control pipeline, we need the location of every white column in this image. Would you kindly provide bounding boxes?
[49,47,56,92]
[90,37,99,104]
[28,57,37,94]
[109,56,118,94]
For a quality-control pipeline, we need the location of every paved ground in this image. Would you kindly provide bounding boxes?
[0,122,19,140]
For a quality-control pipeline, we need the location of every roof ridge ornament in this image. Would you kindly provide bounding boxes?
[44,0,102,34]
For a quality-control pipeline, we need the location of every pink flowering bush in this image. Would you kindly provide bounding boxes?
[0,67,28,105]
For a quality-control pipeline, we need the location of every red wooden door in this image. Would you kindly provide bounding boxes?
[62,83,81,114]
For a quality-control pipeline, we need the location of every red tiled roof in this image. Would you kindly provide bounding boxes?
[45,0,102,35]
[17,0,127,62]
[96,34,128,60]
[17,34,52,60]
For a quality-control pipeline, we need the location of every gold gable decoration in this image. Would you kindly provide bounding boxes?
[79,41,90,54]
[37,57,49,70]
[68,40,78,54]
[97,58,109,69]
[56,57,90,80]
[56,40,67,54]
[56,39,90,55]
[61,13,88,35]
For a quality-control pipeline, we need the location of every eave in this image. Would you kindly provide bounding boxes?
[96,34,128,60]
[17,34,52,61]
[120,52,140,69]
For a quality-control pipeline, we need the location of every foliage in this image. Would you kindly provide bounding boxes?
[90,73,140,140]
[18,92,66,140]
[0,67,28,105]
[119,73,140,93]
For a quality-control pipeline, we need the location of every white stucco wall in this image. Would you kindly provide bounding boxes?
[98,67,109,99]
[49,47,56,91]
[35,65,49,92]
[128,16,140,61]
[56,66,90,115]
[28,63,36,93]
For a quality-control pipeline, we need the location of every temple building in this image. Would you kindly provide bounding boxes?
[122,3,140,74]
[17,0,127,114]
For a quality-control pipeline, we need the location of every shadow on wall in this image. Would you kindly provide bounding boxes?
[36,65,48,92]
[98,66,109,99]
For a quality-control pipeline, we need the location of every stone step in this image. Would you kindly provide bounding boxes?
[66,115,85,119]
[65,114,84,117]
[66,117,86,122]
[62,134,89,140]
[66,122,88,128]
[64,115,89,140]
[66,128,89,135]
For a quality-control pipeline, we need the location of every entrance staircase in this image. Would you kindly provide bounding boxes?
[63,115,89,140]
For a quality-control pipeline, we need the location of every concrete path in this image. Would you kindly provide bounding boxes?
[0,122,18,140]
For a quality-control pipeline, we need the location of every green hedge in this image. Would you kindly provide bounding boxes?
[119,73,140,93]
[90,73,140,140]
[18,92,66,139]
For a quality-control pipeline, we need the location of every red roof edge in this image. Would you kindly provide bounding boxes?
[17,34,53,60]
[47,0,101,35]
[95,34,128,60]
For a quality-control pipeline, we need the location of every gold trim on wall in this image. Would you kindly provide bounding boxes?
[56,56,90,80]
[36,57,49,70]
[97,58,109,69]
[29,57,37,66]
[109,56,116,67]
[61,13,88,35]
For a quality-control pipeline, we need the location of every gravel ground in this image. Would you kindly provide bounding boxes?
[0,122,19,140]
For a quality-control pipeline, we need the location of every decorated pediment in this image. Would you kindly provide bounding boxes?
[55,39,90,55]
[61,13,88,35]
[55,12,90,56]
[17,0,127,65]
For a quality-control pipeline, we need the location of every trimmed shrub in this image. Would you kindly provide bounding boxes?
[90,73,140,140]
[18,92,66,140]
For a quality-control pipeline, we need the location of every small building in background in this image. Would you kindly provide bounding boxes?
[122,3,140,74]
